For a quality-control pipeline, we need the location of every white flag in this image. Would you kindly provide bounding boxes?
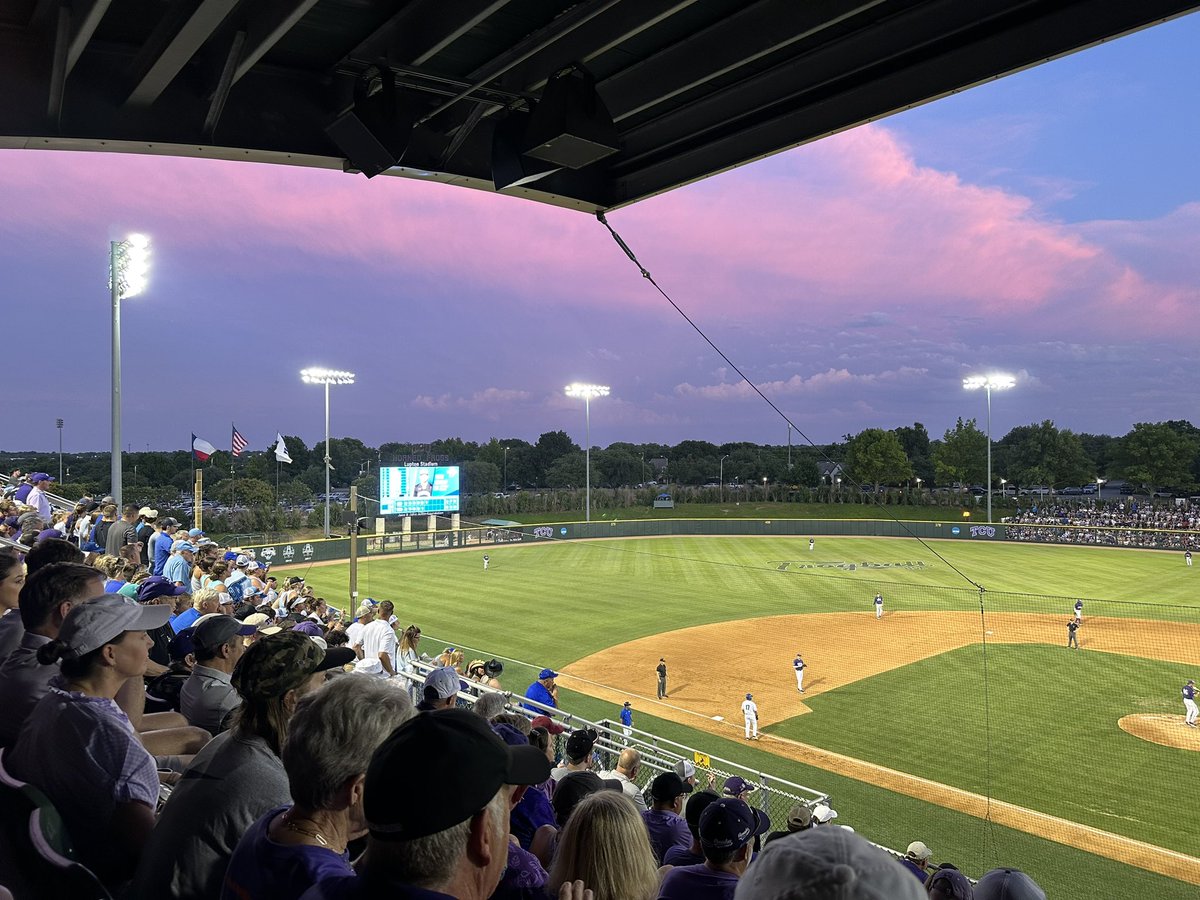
[274,433,293,464]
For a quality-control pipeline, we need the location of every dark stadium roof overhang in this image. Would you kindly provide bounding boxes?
[1,1,1197,213]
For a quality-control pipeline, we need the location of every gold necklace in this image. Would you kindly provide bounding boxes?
[282,812,331,847]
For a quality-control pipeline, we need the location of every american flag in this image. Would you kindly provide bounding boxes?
[232,425,248,457]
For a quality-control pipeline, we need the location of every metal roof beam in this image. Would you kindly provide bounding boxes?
[125,0,240,107]
[232,0,321,84]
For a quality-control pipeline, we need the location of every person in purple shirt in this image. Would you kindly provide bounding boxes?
[299,709,551,900]
[662,790,720,867]
[641,771,693,864]
[657,797,769,900]
[223,676,414,900]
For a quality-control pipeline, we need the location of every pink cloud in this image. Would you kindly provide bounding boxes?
[0,129,1196,339]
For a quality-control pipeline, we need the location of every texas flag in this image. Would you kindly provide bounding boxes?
[192,433,217,462]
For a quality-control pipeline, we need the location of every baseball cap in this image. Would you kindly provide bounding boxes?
[552,771,622,826]
[699,797,770,851]
[731,826,927,900]
[973,868,1046,900]
[194,615,257,655]
[812,803,838,824]
[787,803,814,830]
[538,668,558,680]
[137,575,189,603]
[530,715,565,735]
[674,759,697,780]
[685,790,721,833]
[424,665,462,700]
[723,776,756,796]
[565,728,597,761]
[928,868,975,900]
[649,771,694,801]
[169,627,197,661]
[138,507,158,518]
[232,631,340,700]
[57,595,172,658]
[364,708,551,840]
[906,840,933,861]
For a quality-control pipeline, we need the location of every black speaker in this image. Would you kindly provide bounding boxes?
[522,65,620,169]
[326,71,412,178]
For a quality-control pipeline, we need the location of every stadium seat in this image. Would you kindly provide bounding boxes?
[0,749,112,900]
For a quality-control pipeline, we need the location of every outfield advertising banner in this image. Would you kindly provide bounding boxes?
[379,465,460,516]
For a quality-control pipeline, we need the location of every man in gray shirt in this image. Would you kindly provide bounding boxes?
[179,615,255,734]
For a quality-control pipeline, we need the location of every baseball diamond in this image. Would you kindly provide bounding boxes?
[295,533,1200,897]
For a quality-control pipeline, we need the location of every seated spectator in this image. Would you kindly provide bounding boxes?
[599,747,648,811]
[551,727,597,782]
[657,797,769,899]
[172,585,220,633]
[546,790,661,900]
[222,677,414,899]
[180,614,257,733]
[764,803,813,845]
[662,790,720,867]
[552,772,622,828]
[730,826,926,899]
[23,536,84,574]
[146,627,198,712]
[473,689,507,720]
[523,667,559,712]
[642,771,694,864]
[900,840,934,883]
[5,595,172,886]
[973,868,1045,900]
[416,664,461,711]
[0,547,26,662]
[131,631,356,899]
[0,561,105,746]
[928,867,975,900]
[303,708,551,900]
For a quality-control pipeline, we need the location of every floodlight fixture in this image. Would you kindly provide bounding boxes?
[564,383,610,522]
[963,372,1017,523]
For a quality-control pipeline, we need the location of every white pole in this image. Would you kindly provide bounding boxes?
[324,380,331,538]
[110,241,122,508]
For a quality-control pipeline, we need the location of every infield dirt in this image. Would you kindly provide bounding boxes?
[560,611,1200,884]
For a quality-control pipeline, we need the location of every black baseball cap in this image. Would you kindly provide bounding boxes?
[650,771,694,801]
[365,709,551,840]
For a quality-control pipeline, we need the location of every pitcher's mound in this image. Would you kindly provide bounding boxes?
[1118,714,1200,751]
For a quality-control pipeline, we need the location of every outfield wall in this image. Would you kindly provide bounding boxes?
[244,517,1005,566]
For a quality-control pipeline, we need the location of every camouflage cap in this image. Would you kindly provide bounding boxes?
[232,630,324,700]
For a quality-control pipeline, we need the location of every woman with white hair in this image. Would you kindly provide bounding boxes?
[222,676,414,899]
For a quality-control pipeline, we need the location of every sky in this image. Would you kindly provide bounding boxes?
[2,13,1198,456]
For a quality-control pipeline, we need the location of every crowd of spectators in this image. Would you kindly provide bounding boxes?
[0,478,1049,899]
[1004,500,1198,551]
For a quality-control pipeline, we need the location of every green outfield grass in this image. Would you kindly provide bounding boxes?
[296,535,1200,894]
[768,645,1200,856]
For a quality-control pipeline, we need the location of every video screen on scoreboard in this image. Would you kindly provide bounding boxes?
[379,466,461,516]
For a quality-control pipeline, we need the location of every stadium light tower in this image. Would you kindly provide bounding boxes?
[564,383,609,522]
[301,367,356,537]
[110,234,151,508]
[963,373,1015,524]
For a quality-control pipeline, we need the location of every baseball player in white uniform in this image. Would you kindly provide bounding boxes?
[793,653,806,692]
[1184,679,1198,727]
[742,693,759,740]
[874,592,883,619]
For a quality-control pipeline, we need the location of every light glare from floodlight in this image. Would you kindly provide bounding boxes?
[963,373,1015,391]
[302,367,356,385]
[112,233,151,299]
[565,382,610,399]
